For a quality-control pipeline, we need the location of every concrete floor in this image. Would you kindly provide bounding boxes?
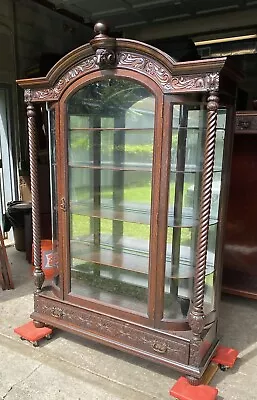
[0,246,257,400]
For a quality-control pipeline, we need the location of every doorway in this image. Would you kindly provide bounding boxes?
[0,86,18,238]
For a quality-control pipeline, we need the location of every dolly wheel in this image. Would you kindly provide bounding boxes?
[219,364,229,372]
[45,334,52,340]
[32,341,39,347]
[20,337,26,341]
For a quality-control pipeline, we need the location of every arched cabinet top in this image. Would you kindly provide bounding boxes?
[17,23,241,103]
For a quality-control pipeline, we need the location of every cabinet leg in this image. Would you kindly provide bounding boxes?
[33,320,45,328]
[186,375,201,386]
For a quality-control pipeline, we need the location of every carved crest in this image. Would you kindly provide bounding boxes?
[90,22,117,69]
[23,24,222,102]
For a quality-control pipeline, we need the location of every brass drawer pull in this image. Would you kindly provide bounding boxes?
[152,341,168,354]
[51,307,64,318]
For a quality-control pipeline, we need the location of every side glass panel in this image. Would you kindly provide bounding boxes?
[67,78,155,314]
[164,104,226,319]
[48,107,59,286]
[204,109,227,312]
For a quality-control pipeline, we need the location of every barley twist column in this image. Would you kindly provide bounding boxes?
[188,92,219,352]
[27,103,45,293]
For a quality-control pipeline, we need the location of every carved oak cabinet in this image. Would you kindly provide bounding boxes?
[17,23,240,382]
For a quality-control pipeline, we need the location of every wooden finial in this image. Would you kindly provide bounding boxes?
[94,21,108,38]
[90,21,116,69]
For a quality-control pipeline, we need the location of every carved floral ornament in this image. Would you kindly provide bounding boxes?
[37,300,188,362]
[24,51,220,103]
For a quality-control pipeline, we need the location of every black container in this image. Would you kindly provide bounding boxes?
[4,201,32,252]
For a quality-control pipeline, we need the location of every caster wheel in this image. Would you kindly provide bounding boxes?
[219,364,229,371]
[45,334,52,340]
[20,337,26,341]
[32,341,39,347]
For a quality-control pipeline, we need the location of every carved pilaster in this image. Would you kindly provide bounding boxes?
[27,103,45,293]
[90,22,117,69]
[189,92,219,343]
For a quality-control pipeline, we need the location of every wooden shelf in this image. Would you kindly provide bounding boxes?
[70,237,215,278]
[70,201,218,228]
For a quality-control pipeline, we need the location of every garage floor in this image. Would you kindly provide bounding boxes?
[0,246,256,400]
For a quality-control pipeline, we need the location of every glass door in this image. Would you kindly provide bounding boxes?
[66,78,155,315]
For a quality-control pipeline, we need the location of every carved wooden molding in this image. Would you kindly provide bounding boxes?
[118,52,219,93]
[24,51,220,103]
[25,56,96,103]
[60,197,67,212]
[189,339,202,367]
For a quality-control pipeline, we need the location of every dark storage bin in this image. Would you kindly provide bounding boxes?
[4,201,32,252]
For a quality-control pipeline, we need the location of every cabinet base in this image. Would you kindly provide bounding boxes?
[32,293,219,379]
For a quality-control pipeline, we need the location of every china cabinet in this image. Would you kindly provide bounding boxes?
[17,23,240,382]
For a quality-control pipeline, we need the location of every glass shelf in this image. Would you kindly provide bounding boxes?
[69,163,152,172]
[70,236,214,278]
[70,201,218,227]
[68,162,222,173]
[70,237,150,275]
[69,128,154,131]
[69,127,225,132]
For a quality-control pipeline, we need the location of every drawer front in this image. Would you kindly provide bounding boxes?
[35,296,189,364]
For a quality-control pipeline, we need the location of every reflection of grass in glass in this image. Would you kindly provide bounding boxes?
[71,215,90,238]
[71,182,192,243]
[205,273,214,287]
[71,214,150,240]
[101,184,152,203]
[167,227,191,246]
